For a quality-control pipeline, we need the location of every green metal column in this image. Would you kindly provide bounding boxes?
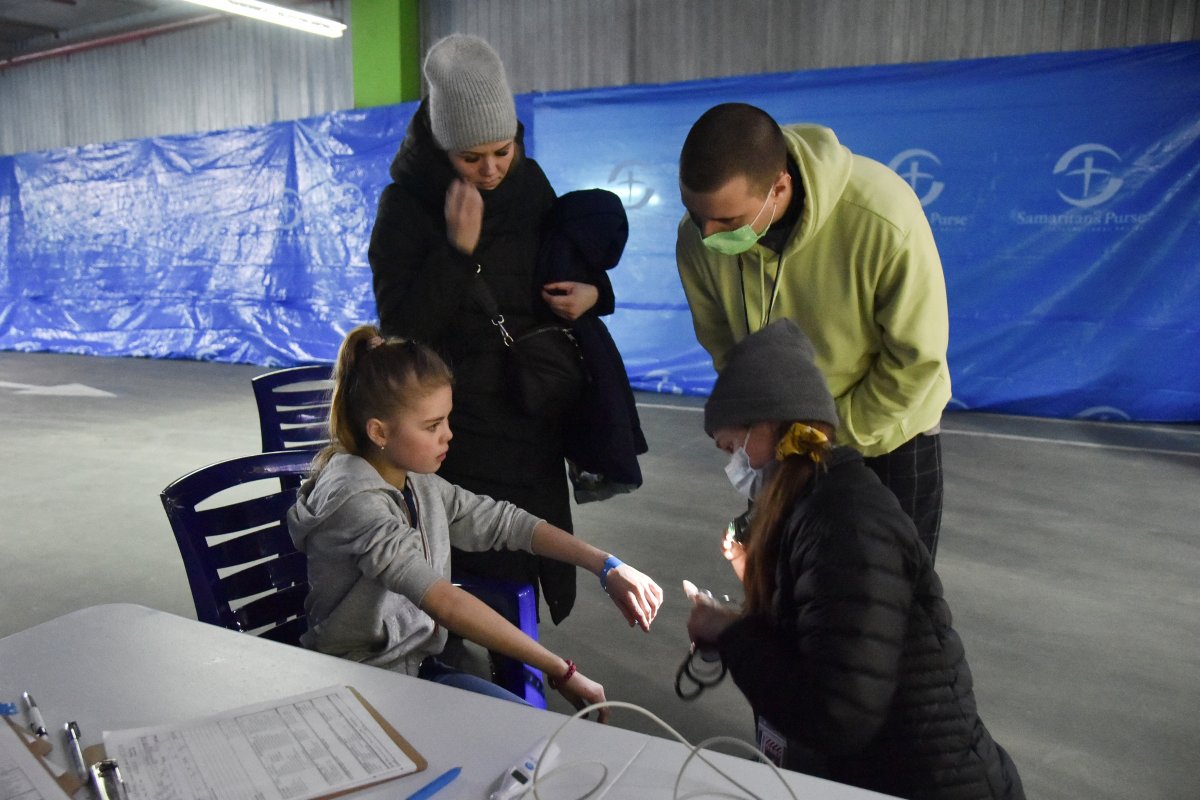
[350,0,421,107]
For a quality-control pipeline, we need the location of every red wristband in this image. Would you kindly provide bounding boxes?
[548,659,577,690]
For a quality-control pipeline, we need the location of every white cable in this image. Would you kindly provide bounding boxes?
[676,735,799,800]
[528,700,799,800]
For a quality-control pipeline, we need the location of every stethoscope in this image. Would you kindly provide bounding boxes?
[674,643,728,701]
[674,587,733,701]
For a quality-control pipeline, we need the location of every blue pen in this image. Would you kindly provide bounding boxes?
[405,766,461,800]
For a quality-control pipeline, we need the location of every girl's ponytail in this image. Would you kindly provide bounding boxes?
[328,325,384,456]
[311,325,452,477]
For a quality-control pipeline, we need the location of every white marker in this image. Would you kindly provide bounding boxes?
[22,692,47,738]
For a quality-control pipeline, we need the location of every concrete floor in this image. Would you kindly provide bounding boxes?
[2,350,1197,799]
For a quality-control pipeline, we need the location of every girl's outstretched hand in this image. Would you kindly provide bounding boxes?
[603,564,664,632]
[558,669,609,723]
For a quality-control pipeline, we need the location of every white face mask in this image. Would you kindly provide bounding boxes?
[724,430,761,500]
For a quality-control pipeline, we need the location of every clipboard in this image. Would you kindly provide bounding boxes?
[1,716,84,798]
[324,687,427,800]
[347,686,428,777]
[82,686,425,800]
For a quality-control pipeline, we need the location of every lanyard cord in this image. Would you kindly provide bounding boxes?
[401,484,419,528]
[401,484,433,564]
[738,249,785,333]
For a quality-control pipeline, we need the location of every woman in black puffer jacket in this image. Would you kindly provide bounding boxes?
[687,319,1024,800]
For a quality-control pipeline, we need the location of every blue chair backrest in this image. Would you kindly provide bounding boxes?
[160,449,317,646]
[251,365,334,452]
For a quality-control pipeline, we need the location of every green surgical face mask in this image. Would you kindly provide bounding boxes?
[700,191,775,256]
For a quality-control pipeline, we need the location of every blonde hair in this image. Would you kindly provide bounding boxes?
[312,325,452,474]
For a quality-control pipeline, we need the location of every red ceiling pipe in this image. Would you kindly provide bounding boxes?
[0,14,224,70]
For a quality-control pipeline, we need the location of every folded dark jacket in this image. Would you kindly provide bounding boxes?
[536,189,647,500]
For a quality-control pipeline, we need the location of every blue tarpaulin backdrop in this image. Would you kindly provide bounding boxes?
[1,43,1197,421]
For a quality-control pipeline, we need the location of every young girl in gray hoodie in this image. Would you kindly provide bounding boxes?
[288,325,662,718]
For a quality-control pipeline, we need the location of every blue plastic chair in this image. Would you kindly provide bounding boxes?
[251,364,334,452]
[163,447,547,707]
[160,449,315,647]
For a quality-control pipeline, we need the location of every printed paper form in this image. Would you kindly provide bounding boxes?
[0,721,71,800]
[104,686,419,800]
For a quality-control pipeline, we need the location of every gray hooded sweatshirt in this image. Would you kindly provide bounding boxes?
[288,452,541,675]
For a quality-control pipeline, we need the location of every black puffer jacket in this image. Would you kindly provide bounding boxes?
[367,99,577,622]
[718,448,1024,800]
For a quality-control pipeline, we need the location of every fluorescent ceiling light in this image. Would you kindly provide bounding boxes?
[180,0,347,38]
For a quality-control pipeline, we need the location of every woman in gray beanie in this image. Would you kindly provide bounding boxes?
[368,35,615,625]
[687,319,1024,800]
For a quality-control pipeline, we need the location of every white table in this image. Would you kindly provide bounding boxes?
[0,604,892,799]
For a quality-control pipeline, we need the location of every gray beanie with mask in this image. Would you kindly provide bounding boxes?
[704,319,839,436]
[423,34,518,152]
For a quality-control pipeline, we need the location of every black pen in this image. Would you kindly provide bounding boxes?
[22,692,47,738]
[65,721,89,782]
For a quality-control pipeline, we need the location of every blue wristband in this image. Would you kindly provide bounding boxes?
[599,555,624,590]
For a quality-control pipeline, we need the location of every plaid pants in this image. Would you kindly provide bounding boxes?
[864,433,943,562]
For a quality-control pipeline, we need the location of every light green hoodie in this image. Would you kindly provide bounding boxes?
[677,124,951,457]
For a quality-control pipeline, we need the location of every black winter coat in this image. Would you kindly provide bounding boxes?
[717,448,1024,800]
[367,99,579,622]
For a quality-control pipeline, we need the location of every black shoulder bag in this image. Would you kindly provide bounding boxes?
[472,274,587,417]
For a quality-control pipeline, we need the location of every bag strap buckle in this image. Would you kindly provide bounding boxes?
[491,315,514,347]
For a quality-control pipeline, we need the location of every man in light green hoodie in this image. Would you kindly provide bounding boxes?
[676,102,951,560]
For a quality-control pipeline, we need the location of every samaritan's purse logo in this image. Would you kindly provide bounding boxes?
[888,149,944,207]
[607,160,656,209]
[1014,140,1147,228]
[1053,143,1123,209]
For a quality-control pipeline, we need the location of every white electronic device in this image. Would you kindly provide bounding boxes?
[682,579,717,606]
[681,580,723,663]
[489,736,561,800]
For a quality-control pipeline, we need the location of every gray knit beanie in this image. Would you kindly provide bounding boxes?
[704,320,839,436]
[423,34,518,152]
